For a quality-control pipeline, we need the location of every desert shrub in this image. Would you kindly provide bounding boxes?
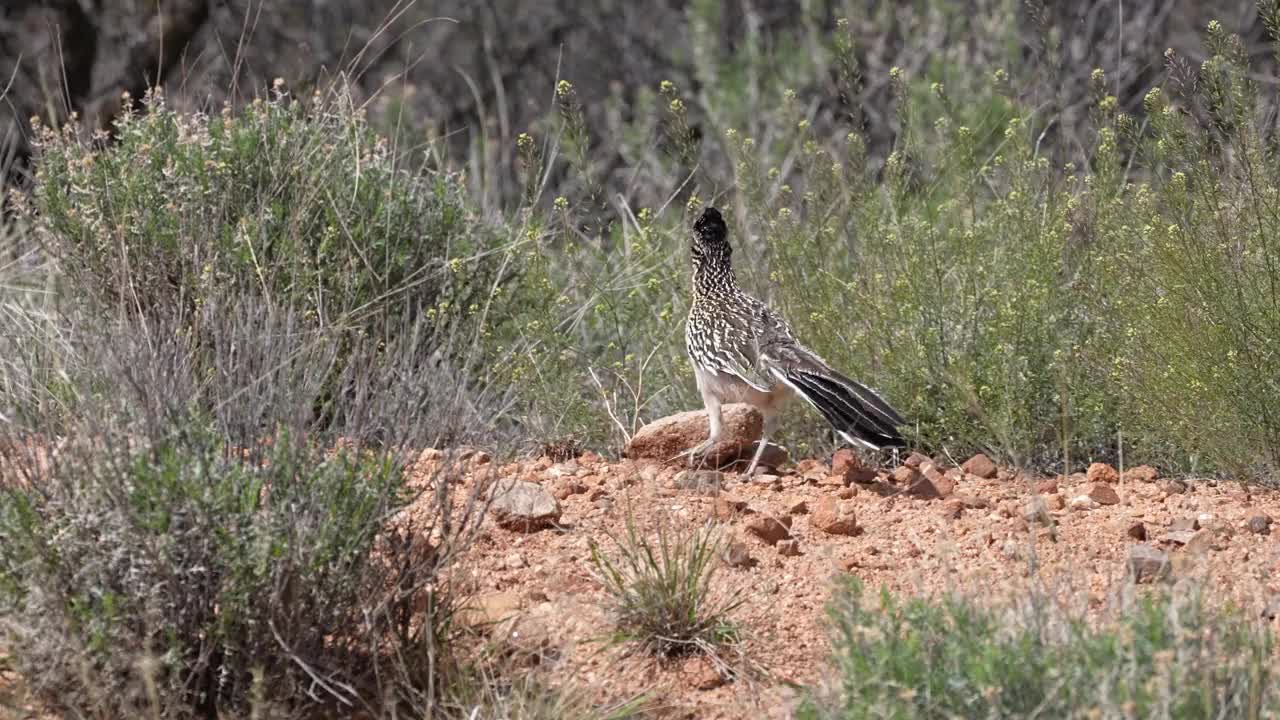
[799,578,1276,720]
[26,84,505,340]
[0,286,500,718]
[1093,18,1280,479]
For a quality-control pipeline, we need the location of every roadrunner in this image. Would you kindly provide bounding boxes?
[680,206,907,476]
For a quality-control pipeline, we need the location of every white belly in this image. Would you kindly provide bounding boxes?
[695,365,793,413]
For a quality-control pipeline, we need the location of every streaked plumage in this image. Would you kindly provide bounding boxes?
[680,206,906,476]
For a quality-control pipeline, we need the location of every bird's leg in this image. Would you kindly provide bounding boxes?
[675,393,722,466]
[742,411,778,479]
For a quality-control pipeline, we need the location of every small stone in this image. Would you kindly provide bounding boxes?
[1086,462,1119,485]
[1121,465,1159,483]
[1247,513,1272,535]
[721,541,755,569]
[1085,482,1120,505]
[1262,597,1280,621]
[784,497,809,515]
[713,495,749,521]
[637,463,662,483]
[1023,497,1052,526]
[1034,478,1059,495]
[692,660,726,691]
[1184,529,1215,555]
[489,480,562,532]
[777,538,802,557]
[546,459,579,478]
[744,514,792,545]
[961,453,998,479]
[552,478,588,500]
[1128,544,1171,583]
[752,473,780,486]
[1170,517,1199,532]
[954,494,990,509]
[891,465,922,486]
[904,452,931,468]
[1069,495,1099,511]
[1127,521,1148,541]
[811,497,859,536]
[835,487,857,499]
[942,498,965,519]
[1043,493,1065,511]
[673,470,724,495]
[504,552,528,570]
[831,448,877,484]
[1161,479,1188,495]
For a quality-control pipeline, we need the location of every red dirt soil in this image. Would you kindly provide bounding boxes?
[405,449,1280,720]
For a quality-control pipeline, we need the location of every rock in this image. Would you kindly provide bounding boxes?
[1127,521,1148,541]
[784,496,809,515]
[918,461,954,494]
[961,453,998,479]
[1023,497,1053,526]
[1121,465,1159,483]
[1044,493,1065,511]
[811,498,859,536]
[625,403,762,466]
[546,459,579,478]
[796,459,829,477]
[458,590,522,628]
[1085,482,1120,505]
[744,514,792,545]
[1160,528,1214,555]
[954,494,990,509]
[552,478,588,500]
[831,448,878,484]
[713,495,749,520]
[1086,462,1119,485]
[1128,544,1171,583]
[890,465,922,486]
[1169,517,1199,532]
[1034,478,1059,495]
[777,538,802,557]
[1069,495,1099,511]
[636,463,662,483]
[904,452,931,468]
[721,541,755,569]
[673,470,724,495]
[835,487,857,499]
[1161,479,1188,495]
[1262,597,1280,621]
[1247,513,1272,535]
[942,498,965,519]
[490,480,561,532]
[904,470,950,499]
[692,659,726,691]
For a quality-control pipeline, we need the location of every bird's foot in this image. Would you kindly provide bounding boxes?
[672,439,715,468]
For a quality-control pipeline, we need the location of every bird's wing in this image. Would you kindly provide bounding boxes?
[688,305,773,392]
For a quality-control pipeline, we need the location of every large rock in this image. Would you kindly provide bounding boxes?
[1128,544,1171,583]
[811,497,859,536]
[1086,462,1119,485]
[625,403,763,466]
[489,480,561,532]
[961,453,998,479]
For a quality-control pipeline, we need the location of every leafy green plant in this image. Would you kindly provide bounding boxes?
[800,578,1275,720]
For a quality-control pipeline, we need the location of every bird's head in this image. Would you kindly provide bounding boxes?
[691,206,731,268]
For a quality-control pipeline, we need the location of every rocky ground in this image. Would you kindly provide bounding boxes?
[4,404,1280,719]
[409,403,1280,719]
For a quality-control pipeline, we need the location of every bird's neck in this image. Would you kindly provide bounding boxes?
[692,259,737,297]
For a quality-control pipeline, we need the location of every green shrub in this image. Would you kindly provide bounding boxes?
[800,578,1275,720]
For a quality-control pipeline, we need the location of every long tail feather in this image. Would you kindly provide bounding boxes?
[781,369,906,450]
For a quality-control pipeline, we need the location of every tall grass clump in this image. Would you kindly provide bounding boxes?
[799,578,1276,720]
[589,515,745,665]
